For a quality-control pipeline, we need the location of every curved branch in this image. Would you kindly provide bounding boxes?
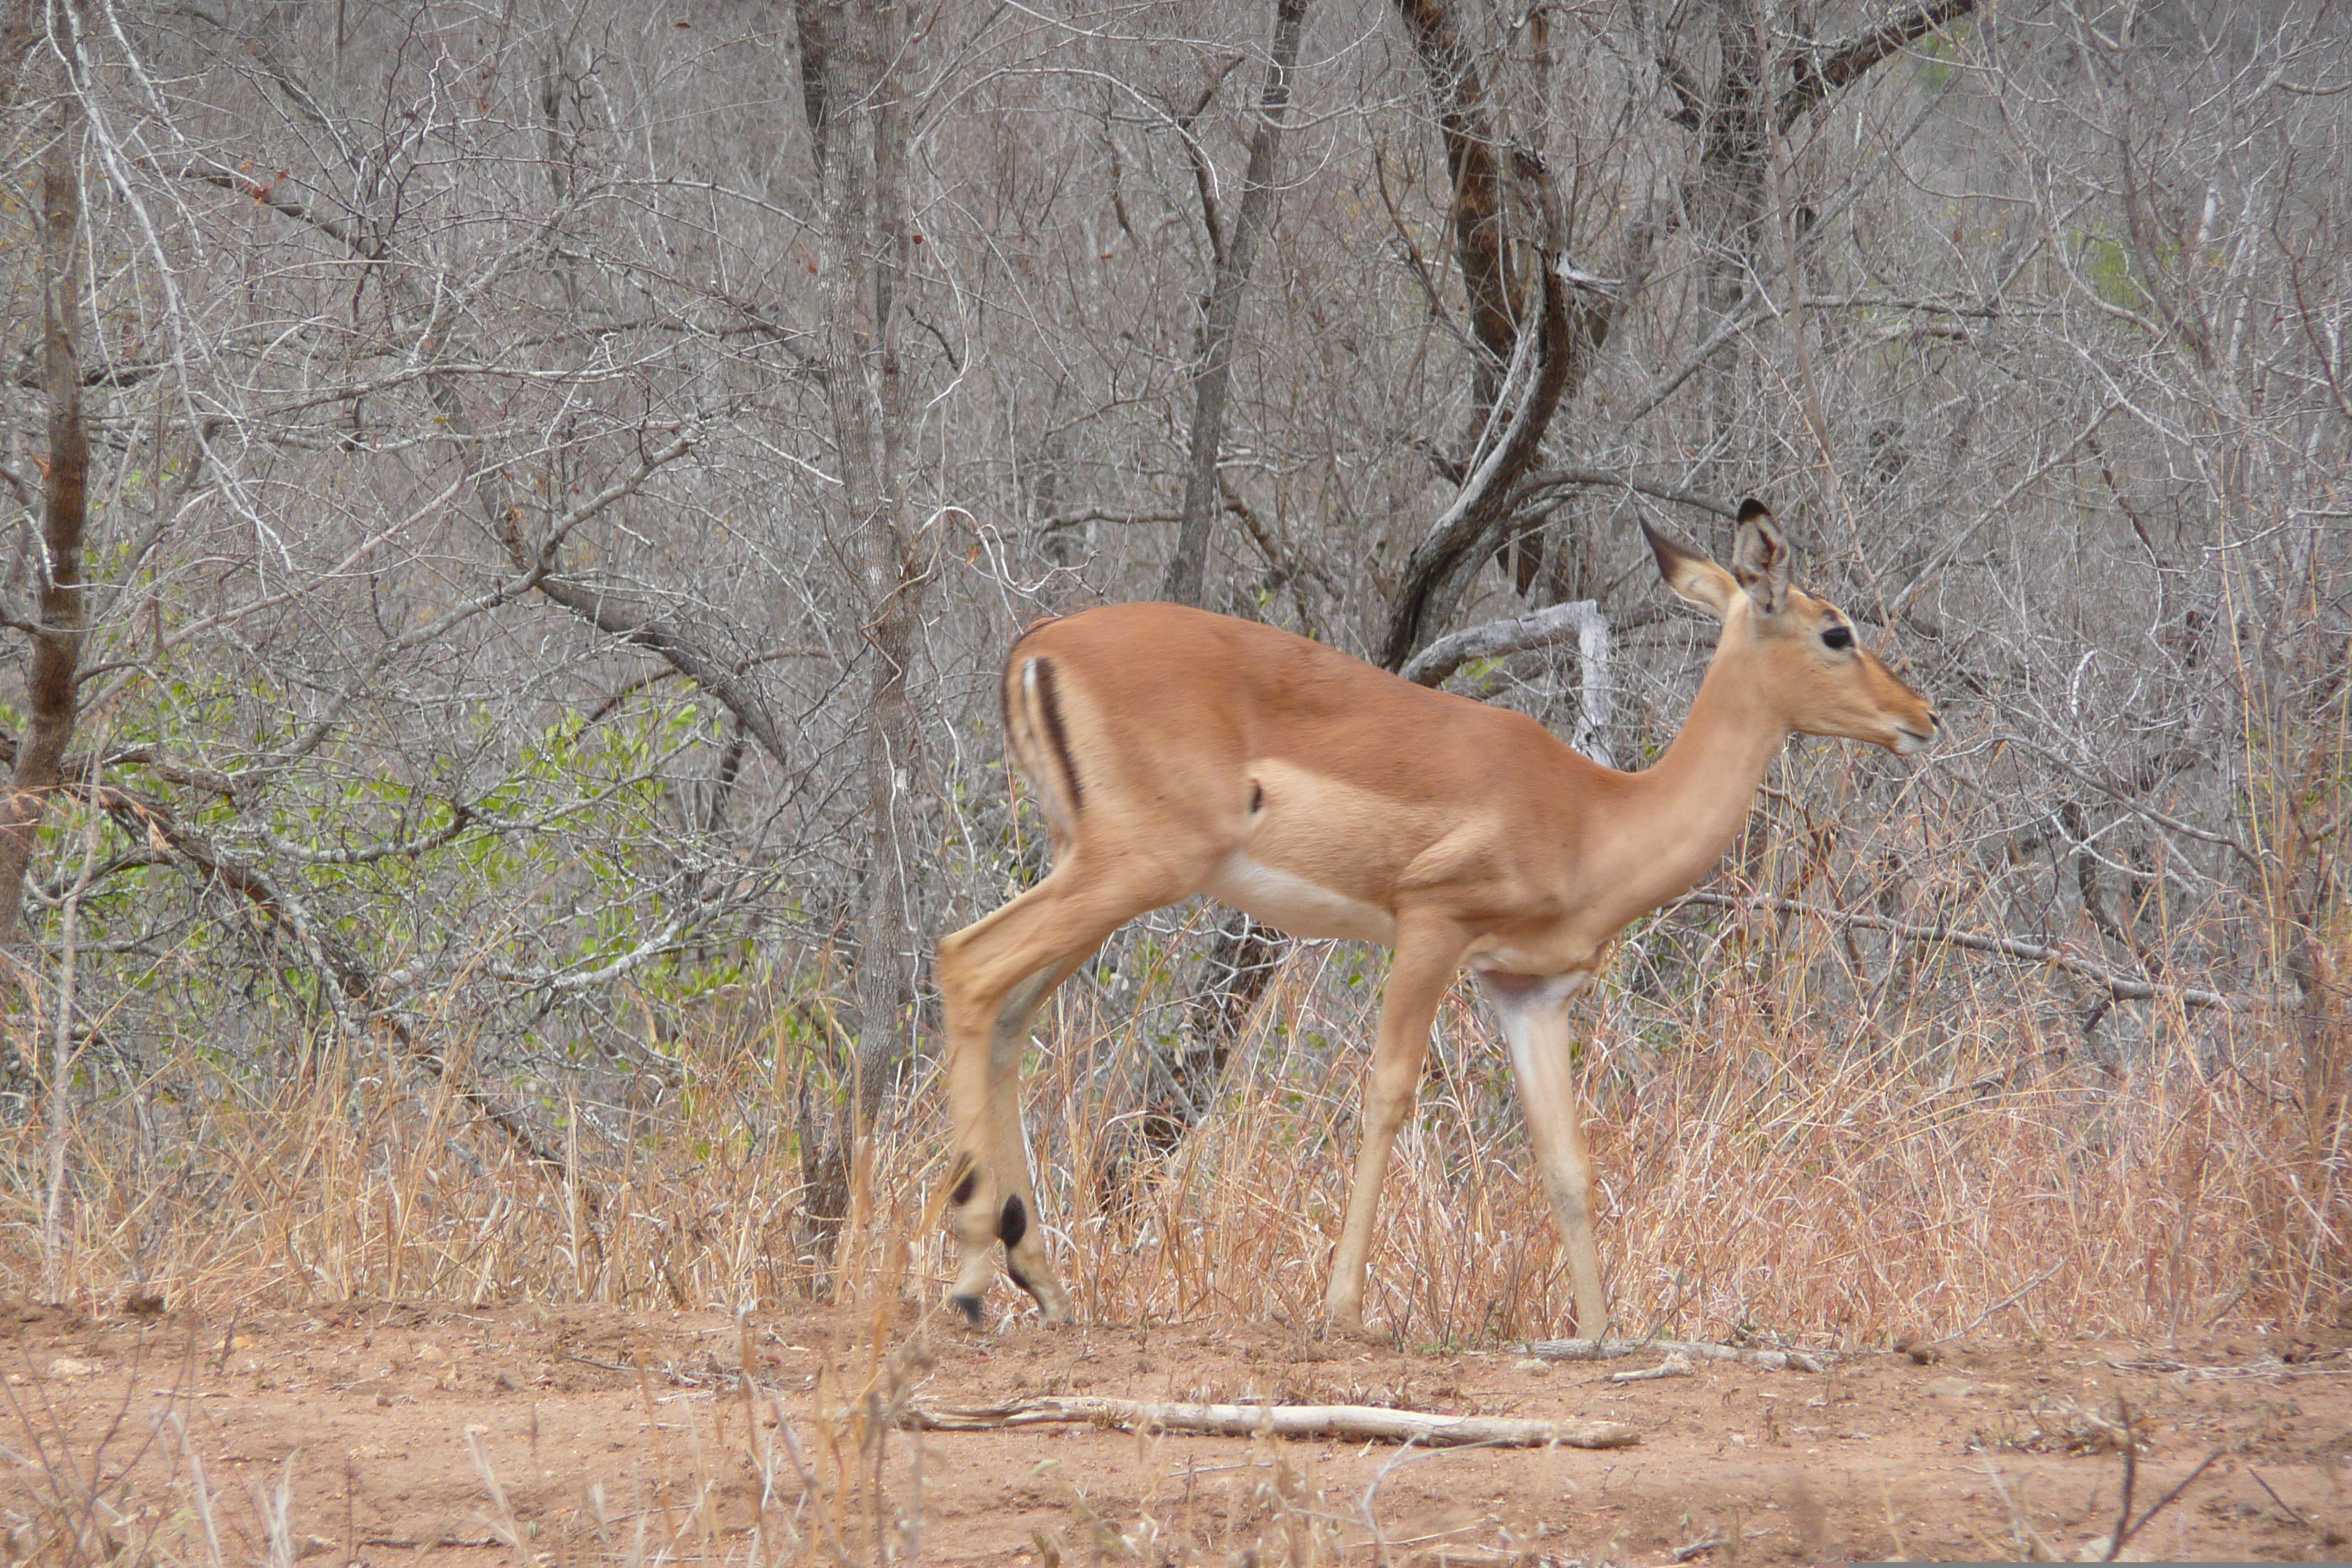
[1401,598,1602,687]
[1779,0,1980,129]
[1402,598,1614,764]
[1378,251,1579,669]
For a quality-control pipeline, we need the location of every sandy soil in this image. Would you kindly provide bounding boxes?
[5,1296,2348,1565]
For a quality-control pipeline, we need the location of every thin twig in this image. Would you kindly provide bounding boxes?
[2246,1467,2308,1528]
[1671,891,2259,1011]
[2114,1448,2225,1555]
[1915,1259,2066,1348]
[2104,1393,2135,1561]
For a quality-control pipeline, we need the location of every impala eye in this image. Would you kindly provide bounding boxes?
[1822,624,1854,652]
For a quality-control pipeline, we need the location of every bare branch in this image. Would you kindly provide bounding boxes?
[1778,0,1982,128]
[1671,891,2265,1011]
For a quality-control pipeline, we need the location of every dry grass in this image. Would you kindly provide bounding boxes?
[0,909,2337,1348]
[1,711,2345,1565]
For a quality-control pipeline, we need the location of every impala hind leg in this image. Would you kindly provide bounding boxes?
[1322,927,1470,1335]
[937,859,1193,1327]
[1482,975,1609,1338]
[943,952,1085,1325]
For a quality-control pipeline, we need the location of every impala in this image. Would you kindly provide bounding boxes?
[935,501,1937,1336]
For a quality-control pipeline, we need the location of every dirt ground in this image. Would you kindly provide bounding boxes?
[5,1295,2349,1565]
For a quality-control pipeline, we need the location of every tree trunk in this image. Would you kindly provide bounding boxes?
[1136,912,1283,1164]
[796,0,927,1254]
[0,88,88,983]
[1377,0,1648,671]
[1392,0,1518,417]
[1695,0,1768,494]
[1159,0,1309,608]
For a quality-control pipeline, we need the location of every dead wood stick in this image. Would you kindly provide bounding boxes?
[1610,1351,1695,1384]
[901,1397,1638,1449]
[1526,1338,1831,1373]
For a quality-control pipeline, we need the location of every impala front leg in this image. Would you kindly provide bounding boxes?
[1324,927,1469,1336]
[1481,971,1609,1339]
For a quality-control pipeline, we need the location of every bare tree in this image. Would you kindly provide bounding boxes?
[796,0,931,1248]
[0,0,2337,1322]
[1161,0,1311,608]
[0,48,85,978]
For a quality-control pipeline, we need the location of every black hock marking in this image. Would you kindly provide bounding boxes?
[950,1166,976,1208]
[1007,1260,1045,1305]
[999,1192,1028,1250]
[1249,780,1264,814]
[951,1293,985,1328]
[1033,658,1084,811]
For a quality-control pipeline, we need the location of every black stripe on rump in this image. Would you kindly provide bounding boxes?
[1033,657,1085,811]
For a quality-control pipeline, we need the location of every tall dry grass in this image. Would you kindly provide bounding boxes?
[1,902,2337,1345]
[3,679,2345,1343]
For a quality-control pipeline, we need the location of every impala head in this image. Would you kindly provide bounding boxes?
[1644,500,1940,755]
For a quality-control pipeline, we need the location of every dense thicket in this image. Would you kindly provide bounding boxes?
[0,0,2341,1327]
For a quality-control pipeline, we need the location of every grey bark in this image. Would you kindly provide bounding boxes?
[1399,598,1613,765]
[796,0,928,1248]
[1160,0,1310,608]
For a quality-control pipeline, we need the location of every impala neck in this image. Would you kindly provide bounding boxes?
[1590,619,1787,930]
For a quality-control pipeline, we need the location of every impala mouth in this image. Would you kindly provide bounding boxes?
[1893,723,1939,755]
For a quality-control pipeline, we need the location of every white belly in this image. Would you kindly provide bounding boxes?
[1204,853,1397,944]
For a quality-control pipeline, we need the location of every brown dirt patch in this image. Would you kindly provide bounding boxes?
[4,1300,2348,1564]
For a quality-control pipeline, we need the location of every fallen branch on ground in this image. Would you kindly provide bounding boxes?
[1610,1351,1695,1383]
[1526,1338,1833,1373]
[902,1396,1638,1448]
[2108,1349,2352,1380]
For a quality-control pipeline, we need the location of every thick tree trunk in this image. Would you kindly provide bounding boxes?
[795,0,927,1253]
[1378,0,1646,671]
[1392,0,1518,415]
[1147,0,1310,1161]
[0,94,88,978]
[1160,0,1309,608]
[1695,0,1768,494]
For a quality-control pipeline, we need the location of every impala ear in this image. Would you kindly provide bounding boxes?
[1643,516,1741,621]
[1731,499,1790,616]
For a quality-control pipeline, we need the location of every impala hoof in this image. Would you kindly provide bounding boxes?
[949,1293,986,1329]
